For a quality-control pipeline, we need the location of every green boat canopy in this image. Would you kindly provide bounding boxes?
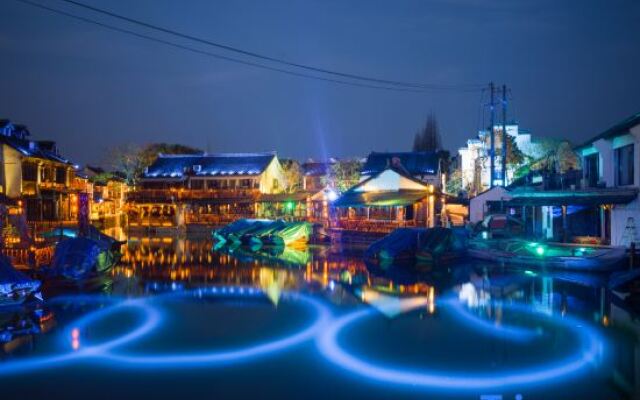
[334,190,428,208]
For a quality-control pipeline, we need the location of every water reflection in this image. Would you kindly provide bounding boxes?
[1,234,639,397]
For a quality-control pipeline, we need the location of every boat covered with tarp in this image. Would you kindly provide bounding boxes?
[263,222,313,247]
[212,219,270,244]
[48,236,121,281]
[0,255,41,306]
[240,220,288,245]
[467,238,627,271]
[365,227,467,266]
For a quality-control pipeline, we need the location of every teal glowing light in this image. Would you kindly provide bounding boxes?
[285,201,295,211]
[481,231,489,239]
[536,246,545,256]
[524,270,536,276]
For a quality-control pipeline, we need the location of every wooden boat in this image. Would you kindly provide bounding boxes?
[467,238,627,272]
[0,255,42,307]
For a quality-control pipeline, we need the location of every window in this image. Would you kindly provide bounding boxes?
[56,167,66,184]
[240,179,252,188]
[584,153,599,187]
[190,179,204,190]
[273,179,279,190]
[22,163,38,181]
[615,144,634,186]
[207,180,220,190]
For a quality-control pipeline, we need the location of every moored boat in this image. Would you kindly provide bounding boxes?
[467,238,627,272]
[212,219,269,244]
[263,221,312,247]
[47,236,122,281]
[240,220,287,246]
[0,255,42,307]
[365,227,467,267]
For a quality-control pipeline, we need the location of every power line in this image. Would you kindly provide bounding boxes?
[14,0,454,93]
[54,0,485,92]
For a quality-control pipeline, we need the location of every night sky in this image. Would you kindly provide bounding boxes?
[1,0,639,166]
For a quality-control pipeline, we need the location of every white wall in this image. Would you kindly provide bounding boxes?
[469,186,512,223]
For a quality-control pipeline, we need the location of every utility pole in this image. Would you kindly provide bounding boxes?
[489,82,496,188]
[502,84,508,186]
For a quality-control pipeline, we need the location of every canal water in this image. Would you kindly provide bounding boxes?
[1,233,639,399]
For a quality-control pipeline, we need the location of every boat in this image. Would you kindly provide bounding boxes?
[365,227,467,267]
[0,255,42,307]
[212,219,270,244]
[47,236,122,281]
[415,228,467,266]
[467,238,627,272]
[262,221,313,247]
[240,220,287,246]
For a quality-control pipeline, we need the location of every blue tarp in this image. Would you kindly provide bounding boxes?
[366,227,467,261]
[0,255,40,298]
[50,237,109,280]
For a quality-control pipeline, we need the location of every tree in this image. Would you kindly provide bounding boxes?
[503,132,524,166]
[555,141,580,173]
[138,143,202,169]
[280,159,303,193]
[445,169,464,195]
[412,113,442,152]
[107,142,203,186]
[524,138,580,174]
[326,159,363,192]
[108,144,145,186]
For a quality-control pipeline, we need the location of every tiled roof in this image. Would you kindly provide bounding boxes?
[576,112,640,150]
[144,152,276,179]
[302,162,331,176]
[0,135,71,165]
[361,151,439,176]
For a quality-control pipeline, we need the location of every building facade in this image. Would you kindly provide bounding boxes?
[0,120,82,225]
[360,151,441,187]
[127,152,286,228]
[575,112,640,246]
[458,124,536,194]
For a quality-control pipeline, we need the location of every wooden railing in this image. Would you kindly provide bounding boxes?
[336,219,419,233]
[127,189,260,203]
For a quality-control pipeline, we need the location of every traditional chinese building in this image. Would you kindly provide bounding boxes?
[360,151,441,188]
[0,120,83,227]
[333,166,439,233]
[301,160,332,192]
[127,152,286,229]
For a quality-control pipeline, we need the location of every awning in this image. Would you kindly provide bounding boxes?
[505,188,638,207]
[334,190,428,208]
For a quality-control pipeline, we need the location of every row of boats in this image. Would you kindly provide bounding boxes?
[366,225,630,273]
[212,219,328,248]
[0,227,123,307]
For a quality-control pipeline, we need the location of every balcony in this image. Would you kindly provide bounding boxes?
[127,189,261,203]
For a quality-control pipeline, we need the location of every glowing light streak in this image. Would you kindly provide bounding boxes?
[316,301,603,390]
[97,291,330,367]
[0,288,329,375]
